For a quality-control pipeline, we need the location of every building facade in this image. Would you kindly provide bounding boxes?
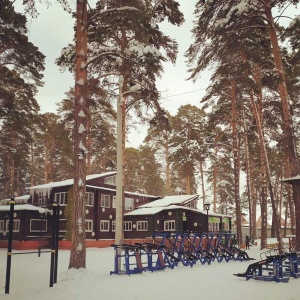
[0,172,232,246]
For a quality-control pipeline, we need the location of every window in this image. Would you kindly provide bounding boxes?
[6,220,20,232]
[101,194,110,208]
[54,192,68,206]
[85,220,93,232]
[0,220,4,232]
[30,219,47,232]
[59,219,67,232]
[124,221,132,231]
[104,175,116,186]
[137,221,148,231]
[223,222,229,231]
[164,220,175,231]
[125,197,134,210]
[38,192,47,206]
[86,192,94,206]
[112,196,116,208]
[100,220,109,231]
[112,221,115,232]
[213,223,219,232]
[186,200,196,209]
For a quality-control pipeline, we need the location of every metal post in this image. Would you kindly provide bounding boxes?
[49,203,57,287]
[204,200,211,233]
[38,213,42,257]
[5,198,15,294]
[115,88,124,272]
[54,204,60,284]
[206,209,209,232]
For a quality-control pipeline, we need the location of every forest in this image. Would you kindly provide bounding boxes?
[1,0,300,265]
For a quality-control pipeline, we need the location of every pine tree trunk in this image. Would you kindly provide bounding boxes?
[230,79,242,244]
[69,0,88,269]
[186,172,191,194]
[249,90,282,248]
[264,1,300,251]
[249,160,257,240]
[285,156,296,234]
[242,106,252,241]
[213,148,218,213]
[165,139,171,195]
[199,160,206,208]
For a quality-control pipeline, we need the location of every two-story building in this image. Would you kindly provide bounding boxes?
[0,171,232,249]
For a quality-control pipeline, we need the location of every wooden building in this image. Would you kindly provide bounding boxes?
[124,195,232,239]
[0,172,232,248]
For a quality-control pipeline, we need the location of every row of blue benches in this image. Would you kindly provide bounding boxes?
[110,231,253,275]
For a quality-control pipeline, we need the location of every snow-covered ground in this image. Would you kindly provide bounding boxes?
[0,239,299,300]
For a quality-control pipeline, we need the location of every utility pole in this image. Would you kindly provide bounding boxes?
[115,76,124,272]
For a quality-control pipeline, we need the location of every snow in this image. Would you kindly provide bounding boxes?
[78,123,85,133]
[78,109,86,117]
[76,78,84,86]
[129,83,141,92]
[0,204,49,214]
[139,195,198,208]
[29,172,117,196]
[1,239,299,300]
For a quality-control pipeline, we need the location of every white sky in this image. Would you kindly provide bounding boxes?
[15,1,299,148]
[15,0,208,147]
[1,239,299,299]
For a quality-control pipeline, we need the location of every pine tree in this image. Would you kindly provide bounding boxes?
[0,1,45,198]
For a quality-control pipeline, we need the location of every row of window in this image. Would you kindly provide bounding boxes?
[43,192,135,210]
[0,219,151,233]
[100,196,134,210]
[37,192,94,206]
[0,219,230,234]
[0,220,20,232]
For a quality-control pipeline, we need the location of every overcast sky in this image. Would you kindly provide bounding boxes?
[15,1,299,147]
[14,0,207,146]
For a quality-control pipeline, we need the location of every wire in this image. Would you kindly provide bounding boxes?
[160,88,207,100]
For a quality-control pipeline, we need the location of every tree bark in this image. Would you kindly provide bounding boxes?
[199,159,206,208]
[242,105,252,241]
[230,79,242,244]
[69,0,88,269]
[264,1,300,251]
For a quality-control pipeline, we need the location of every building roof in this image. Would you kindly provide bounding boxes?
[0,204,50,214]
[125,205,197,216]
[282,175,300,184]
[125,204,231,218]
[138,195,199,208]
[86,185,159,199]
[0,195,30,206]
[29,172,117,196]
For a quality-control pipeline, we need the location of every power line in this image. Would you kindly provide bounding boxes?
[160,87,207,100]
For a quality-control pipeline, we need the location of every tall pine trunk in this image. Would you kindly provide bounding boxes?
[69,0,88,269]
[264,1,300,251]
[242,106,252,241]
[199,159,206,208]
[165,138,171,195]
[230,79,242,244]
[249,90,282,249]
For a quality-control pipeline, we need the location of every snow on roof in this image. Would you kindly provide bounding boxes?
[125,205,190,216]
[0,204,50,214]
[0,195,30,206]
[282,175,300,183]
[29,172,117,196]
[139,195,198,208]
[125,205,230,217]
[86,185,159,198]
[15,195,30,200]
